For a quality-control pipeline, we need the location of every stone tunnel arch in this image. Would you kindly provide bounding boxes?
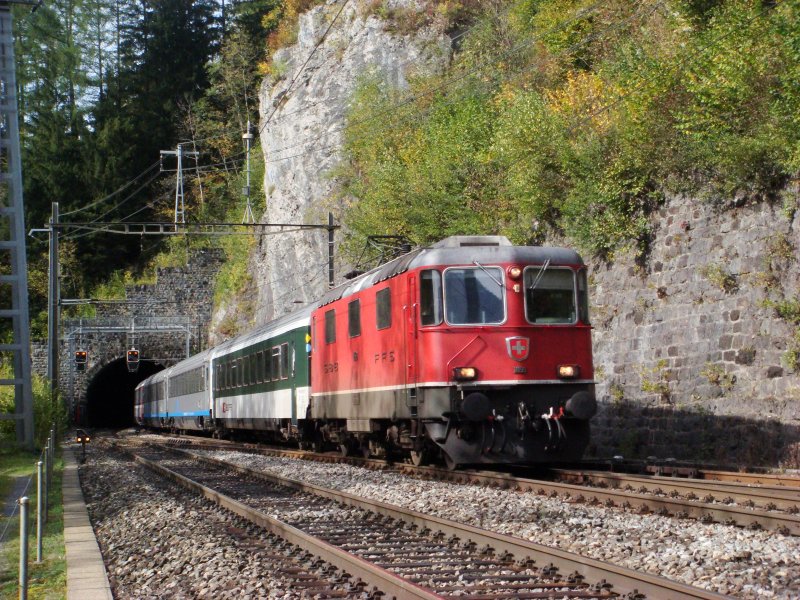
[83,356,164,428]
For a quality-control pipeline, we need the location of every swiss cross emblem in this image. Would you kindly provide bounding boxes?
[506,337,530,361]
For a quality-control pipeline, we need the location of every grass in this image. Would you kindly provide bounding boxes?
[0,448,65,600]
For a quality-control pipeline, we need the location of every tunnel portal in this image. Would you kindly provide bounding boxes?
[85,357,164,428]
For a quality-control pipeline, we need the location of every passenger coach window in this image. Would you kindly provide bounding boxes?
[325,309,336,343]
[444,267,504,325]
[376,288,391,329]
[271,347,281,381]
[420,270,442,326]
[524,267,576,324]
[348,300,361,338]
[280,343,289,379]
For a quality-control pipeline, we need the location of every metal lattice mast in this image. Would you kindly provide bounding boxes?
[161,143,198,224]
[0,4,34,449]
[241,121,255,224]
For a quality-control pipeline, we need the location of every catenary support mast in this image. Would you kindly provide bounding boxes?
[0,1,36,449]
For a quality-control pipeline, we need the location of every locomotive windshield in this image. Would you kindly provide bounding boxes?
[444,267,505,325]
[524,267,576,324]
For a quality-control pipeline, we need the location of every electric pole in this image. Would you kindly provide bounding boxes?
[242,121,255,224]
[161,143,198,224]
[47,203,60,398]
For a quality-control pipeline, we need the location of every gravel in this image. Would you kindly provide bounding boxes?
[78,446,364,599]
[195,449,800,599]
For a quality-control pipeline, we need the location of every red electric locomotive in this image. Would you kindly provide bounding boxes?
[309,235,596,468]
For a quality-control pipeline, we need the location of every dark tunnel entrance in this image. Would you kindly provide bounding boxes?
[85,357,164,428]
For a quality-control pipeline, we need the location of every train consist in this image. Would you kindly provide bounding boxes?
[135,235,597,468]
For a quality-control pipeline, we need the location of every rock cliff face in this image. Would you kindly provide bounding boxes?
[254,1,451,323]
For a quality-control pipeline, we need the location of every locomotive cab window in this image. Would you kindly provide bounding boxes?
[376,288,391,329]
[419,270,442,326]
[524,267,576,324]
[443,267,505,325]
[348,300,361,338]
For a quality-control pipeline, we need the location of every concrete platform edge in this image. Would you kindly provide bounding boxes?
[63,446,114,600]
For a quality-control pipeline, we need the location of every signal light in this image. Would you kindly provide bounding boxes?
[127,349,140,373]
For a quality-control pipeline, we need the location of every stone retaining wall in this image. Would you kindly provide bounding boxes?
[589,192,800,467]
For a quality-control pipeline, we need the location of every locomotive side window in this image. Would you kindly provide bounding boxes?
[263,350,271,382]
[376,288,392,329]
[443,267,504,325]
[256,351,263,383]
[524,267,576,324]
[325,309,336,344]
[249,354,257,385]
[348,300,361,338]
[243,355,250,386]
[419,270,442,326]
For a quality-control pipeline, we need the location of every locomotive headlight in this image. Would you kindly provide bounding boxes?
[507,266,522,280]
[453,367,477,381]
[558,364,580,379]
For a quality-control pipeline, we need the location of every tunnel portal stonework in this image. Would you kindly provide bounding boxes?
[33,249,223,425]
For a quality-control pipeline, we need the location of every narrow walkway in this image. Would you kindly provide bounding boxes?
[63,446,114,600]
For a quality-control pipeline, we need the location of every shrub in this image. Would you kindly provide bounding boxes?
[701,263,738,293]
[0,370,67,449]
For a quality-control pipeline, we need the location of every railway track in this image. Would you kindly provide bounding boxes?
[146,432,800,535]
[115,437,727,599]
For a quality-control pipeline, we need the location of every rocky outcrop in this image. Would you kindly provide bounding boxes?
[255,1,451,322]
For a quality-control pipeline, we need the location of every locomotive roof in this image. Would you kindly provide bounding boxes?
[318,235,584,307]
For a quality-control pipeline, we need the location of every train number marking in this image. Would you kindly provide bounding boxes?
[323,362,339,374]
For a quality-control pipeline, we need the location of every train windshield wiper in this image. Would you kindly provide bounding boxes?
[528,258,551,292]
[473,260,504,288]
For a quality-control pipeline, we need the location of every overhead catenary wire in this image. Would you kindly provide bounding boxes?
[60,160,161,218]
[258,0,352,138]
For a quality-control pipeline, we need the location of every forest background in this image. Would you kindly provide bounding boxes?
[8,0,800,344]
